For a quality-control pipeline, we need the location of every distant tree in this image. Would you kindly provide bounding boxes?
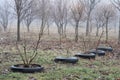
[80,0,100,36]
[45,1,53,35]
[0,1,10,32]
[36,0,50,35]
[52,0,69,44]
[23,1,36,32]
[111,0,120,44]
[46,13,53,35]
[53,0,68,36]
[94,7,105,36]
[71,1,84,42]
[100,4,116,42]
[13,0,33,41]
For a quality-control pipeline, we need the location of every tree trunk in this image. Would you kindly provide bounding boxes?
[59,34,62,46]
[105,18,109,43]
[64,26,66,37]
[96,26,99,37]
[114,22,117,33]
[40,19,44,35]
[17,16,20,41]
[61,26,64,35]
[58,25,62,46]
[75,22,79,42]
[57,26,60,35]
[118,17,120,44]
[27,25,30,32]
[3,26,7,32]
[47,23,50,35]
[86,14,90,36]
[90,20,92,33]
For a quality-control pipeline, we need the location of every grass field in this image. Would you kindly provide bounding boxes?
[0,50,120,80]
[0,28,120,80]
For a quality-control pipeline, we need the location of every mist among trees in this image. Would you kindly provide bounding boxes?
[0,0,119,43]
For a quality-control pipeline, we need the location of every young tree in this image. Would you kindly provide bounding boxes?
[46,13,53,35]
[45,1,53,35]
[36,0,50,35]
[13,0,33,41]
[52,0,68,39]
[81,0,100,36]
[71,1,84,42]
[23,1,36,32]
[94,7,105,36]
[0,1,10,32]
[100,4,116,42]
[111,0,120,44]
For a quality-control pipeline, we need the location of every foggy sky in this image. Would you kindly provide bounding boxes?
[0,0,110,4]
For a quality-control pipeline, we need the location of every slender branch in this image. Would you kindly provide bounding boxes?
[16,42,26,64]
[28,32,42,65]
[22,40,28,65]
[96,30,104,49]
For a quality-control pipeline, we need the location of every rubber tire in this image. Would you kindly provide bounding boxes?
[54,56,78,64]
[75,53,96,59]
[10,64,44,73]
[97,46,113,52]
[89,49,105,56]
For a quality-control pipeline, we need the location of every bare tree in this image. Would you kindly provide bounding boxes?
[94,7,105,36]
[23,1,36,32]
[100,4,116,42]
[71,1,84,42]
[80,0,100,36]
[13,0,33,41]
[46,15,53,35]
[16,22,44,67]
[0,1,10,32]
[52,0,68,41]
[111,0,120,44]
[36,0,50,35]
[45,1,53,35]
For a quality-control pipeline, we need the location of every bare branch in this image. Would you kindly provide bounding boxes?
[12,0,33,41]
[71,1,84,42]
[0,1,10,31]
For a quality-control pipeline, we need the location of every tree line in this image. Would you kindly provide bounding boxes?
[0,0,120,43]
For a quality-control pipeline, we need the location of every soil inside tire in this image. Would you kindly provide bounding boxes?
[14,64,41,68]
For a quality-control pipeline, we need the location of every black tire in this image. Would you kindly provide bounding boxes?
[10,64,44,73]
[89,49,105,56]
[75,53,96,59]
[54,56,78,64]
[97,46,113,52]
